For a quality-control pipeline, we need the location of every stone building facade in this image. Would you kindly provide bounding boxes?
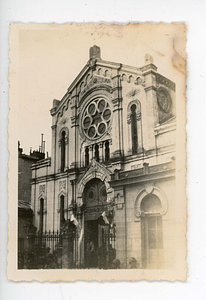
[31,46,176,269]
[18,142,45,240]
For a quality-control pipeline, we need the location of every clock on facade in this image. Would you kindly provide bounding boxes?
[157,88,172,114]
[82,97,112,140]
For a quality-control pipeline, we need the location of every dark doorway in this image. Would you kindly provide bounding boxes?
[83,178,116,269]
[84,220,98,268]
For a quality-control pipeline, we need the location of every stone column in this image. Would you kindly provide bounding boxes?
[137,117,143,152]
[58,139,61,172]
[111,74,122,160]
[51,124,57,173]
[65,135,69,170]
[114,186,127,268]
[141,55,157,150]
[127,118,132,155]
[99,142,103,162]
[89,145,93,162]
[80,146,84,168]
[69,92,78,169]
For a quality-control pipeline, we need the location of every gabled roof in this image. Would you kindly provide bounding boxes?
[50,45,144,117]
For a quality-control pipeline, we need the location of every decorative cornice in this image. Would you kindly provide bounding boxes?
[110,161,175,187]
[140,63,157,73]
[156,73,175,91]
[154,120,176,135]
[144,86,157,92]
[31,158,51,170]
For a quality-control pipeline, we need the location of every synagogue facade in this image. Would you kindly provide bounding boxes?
[31,46,176,269]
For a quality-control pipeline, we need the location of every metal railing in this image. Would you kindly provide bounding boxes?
[18,225,116,269]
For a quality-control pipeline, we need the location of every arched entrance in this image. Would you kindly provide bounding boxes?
[140,194,164,269]
[83,178,116,269]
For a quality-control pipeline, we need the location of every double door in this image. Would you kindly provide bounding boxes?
[84,220,112,269]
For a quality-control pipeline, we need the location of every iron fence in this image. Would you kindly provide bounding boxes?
[18,229,78,269]
[18,225,116,269]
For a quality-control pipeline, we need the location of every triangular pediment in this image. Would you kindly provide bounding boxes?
[77,159,114,203]
[81,158,112,185]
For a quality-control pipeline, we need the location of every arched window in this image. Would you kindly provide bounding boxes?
[85,147,89,167]
[128,75,134,83]
[94,144,99,162]
[105,69,109,77]
[60,195,65,227]
[122,74,127,81]
[105,141,110,162]
[39,198,44,234]
[131,104,138,154]
[140,194,163,269]
[61,131,66,172]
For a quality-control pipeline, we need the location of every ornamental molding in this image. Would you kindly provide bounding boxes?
[59,127,69,139]
[38,190,47,215]
[80,75,112,99]
[134,186,168,220]
[77,158,114,207]
[127,99,141,122]
[57,190,67,213]
[59,180,66,191]
[78,94,113,143]
[39,184,45,195]
[126,88,141,98]
[157,87,172,114]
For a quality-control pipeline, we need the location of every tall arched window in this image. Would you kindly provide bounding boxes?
[140,194,163,269]
[60,195,65,228]
[131,104,138,154]
[39,198,44,234]
[105,141,110,162]
[94,144,99,162]
[85,147,89,167]
[61,131,66,172]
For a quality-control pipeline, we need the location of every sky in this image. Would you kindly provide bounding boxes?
[16,23,185,155]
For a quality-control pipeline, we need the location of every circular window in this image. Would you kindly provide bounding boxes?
[157,88,172,113]
[82,98,112,140]
[99,186,107,202]
[86,186,96,203]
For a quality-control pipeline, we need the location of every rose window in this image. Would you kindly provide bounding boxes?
[157,89,172,113]
[82,98,112,140]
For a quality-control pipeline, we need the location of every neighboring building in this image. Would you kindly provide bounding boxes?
[31,46,176,269]
[18,141,45,239]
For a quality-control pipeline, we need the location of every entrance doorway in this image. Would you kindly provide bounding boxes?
[141,194,164,269]
[83,178,116,269]
[84,220,98,268]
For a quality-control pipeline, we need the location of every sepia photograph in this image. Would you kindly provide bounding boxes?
[8,23,186,281]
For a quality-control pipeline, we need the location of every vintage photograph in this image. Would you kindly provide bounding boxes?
[8,23,186,281]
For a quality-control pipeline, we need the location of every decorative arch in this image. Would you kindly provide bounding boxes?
[85,73,91,85]
[127,99,142,155]
[121,73,127,81]
[37,191,47,234]
[127,99,141,120]
[37,194,47,214]
[59,126,69,140]
[128,75,134,83]
[57,190,67,213]
[79,81,85,92]
[134,186,168,220]
[77,158,114,206]
[57,111,61,121]
[58,127,69,172]
[105,69,109,77]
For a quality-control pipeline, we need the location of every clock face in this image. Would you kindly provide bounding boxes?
[157,88,172,113]
[82,98,112,140]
